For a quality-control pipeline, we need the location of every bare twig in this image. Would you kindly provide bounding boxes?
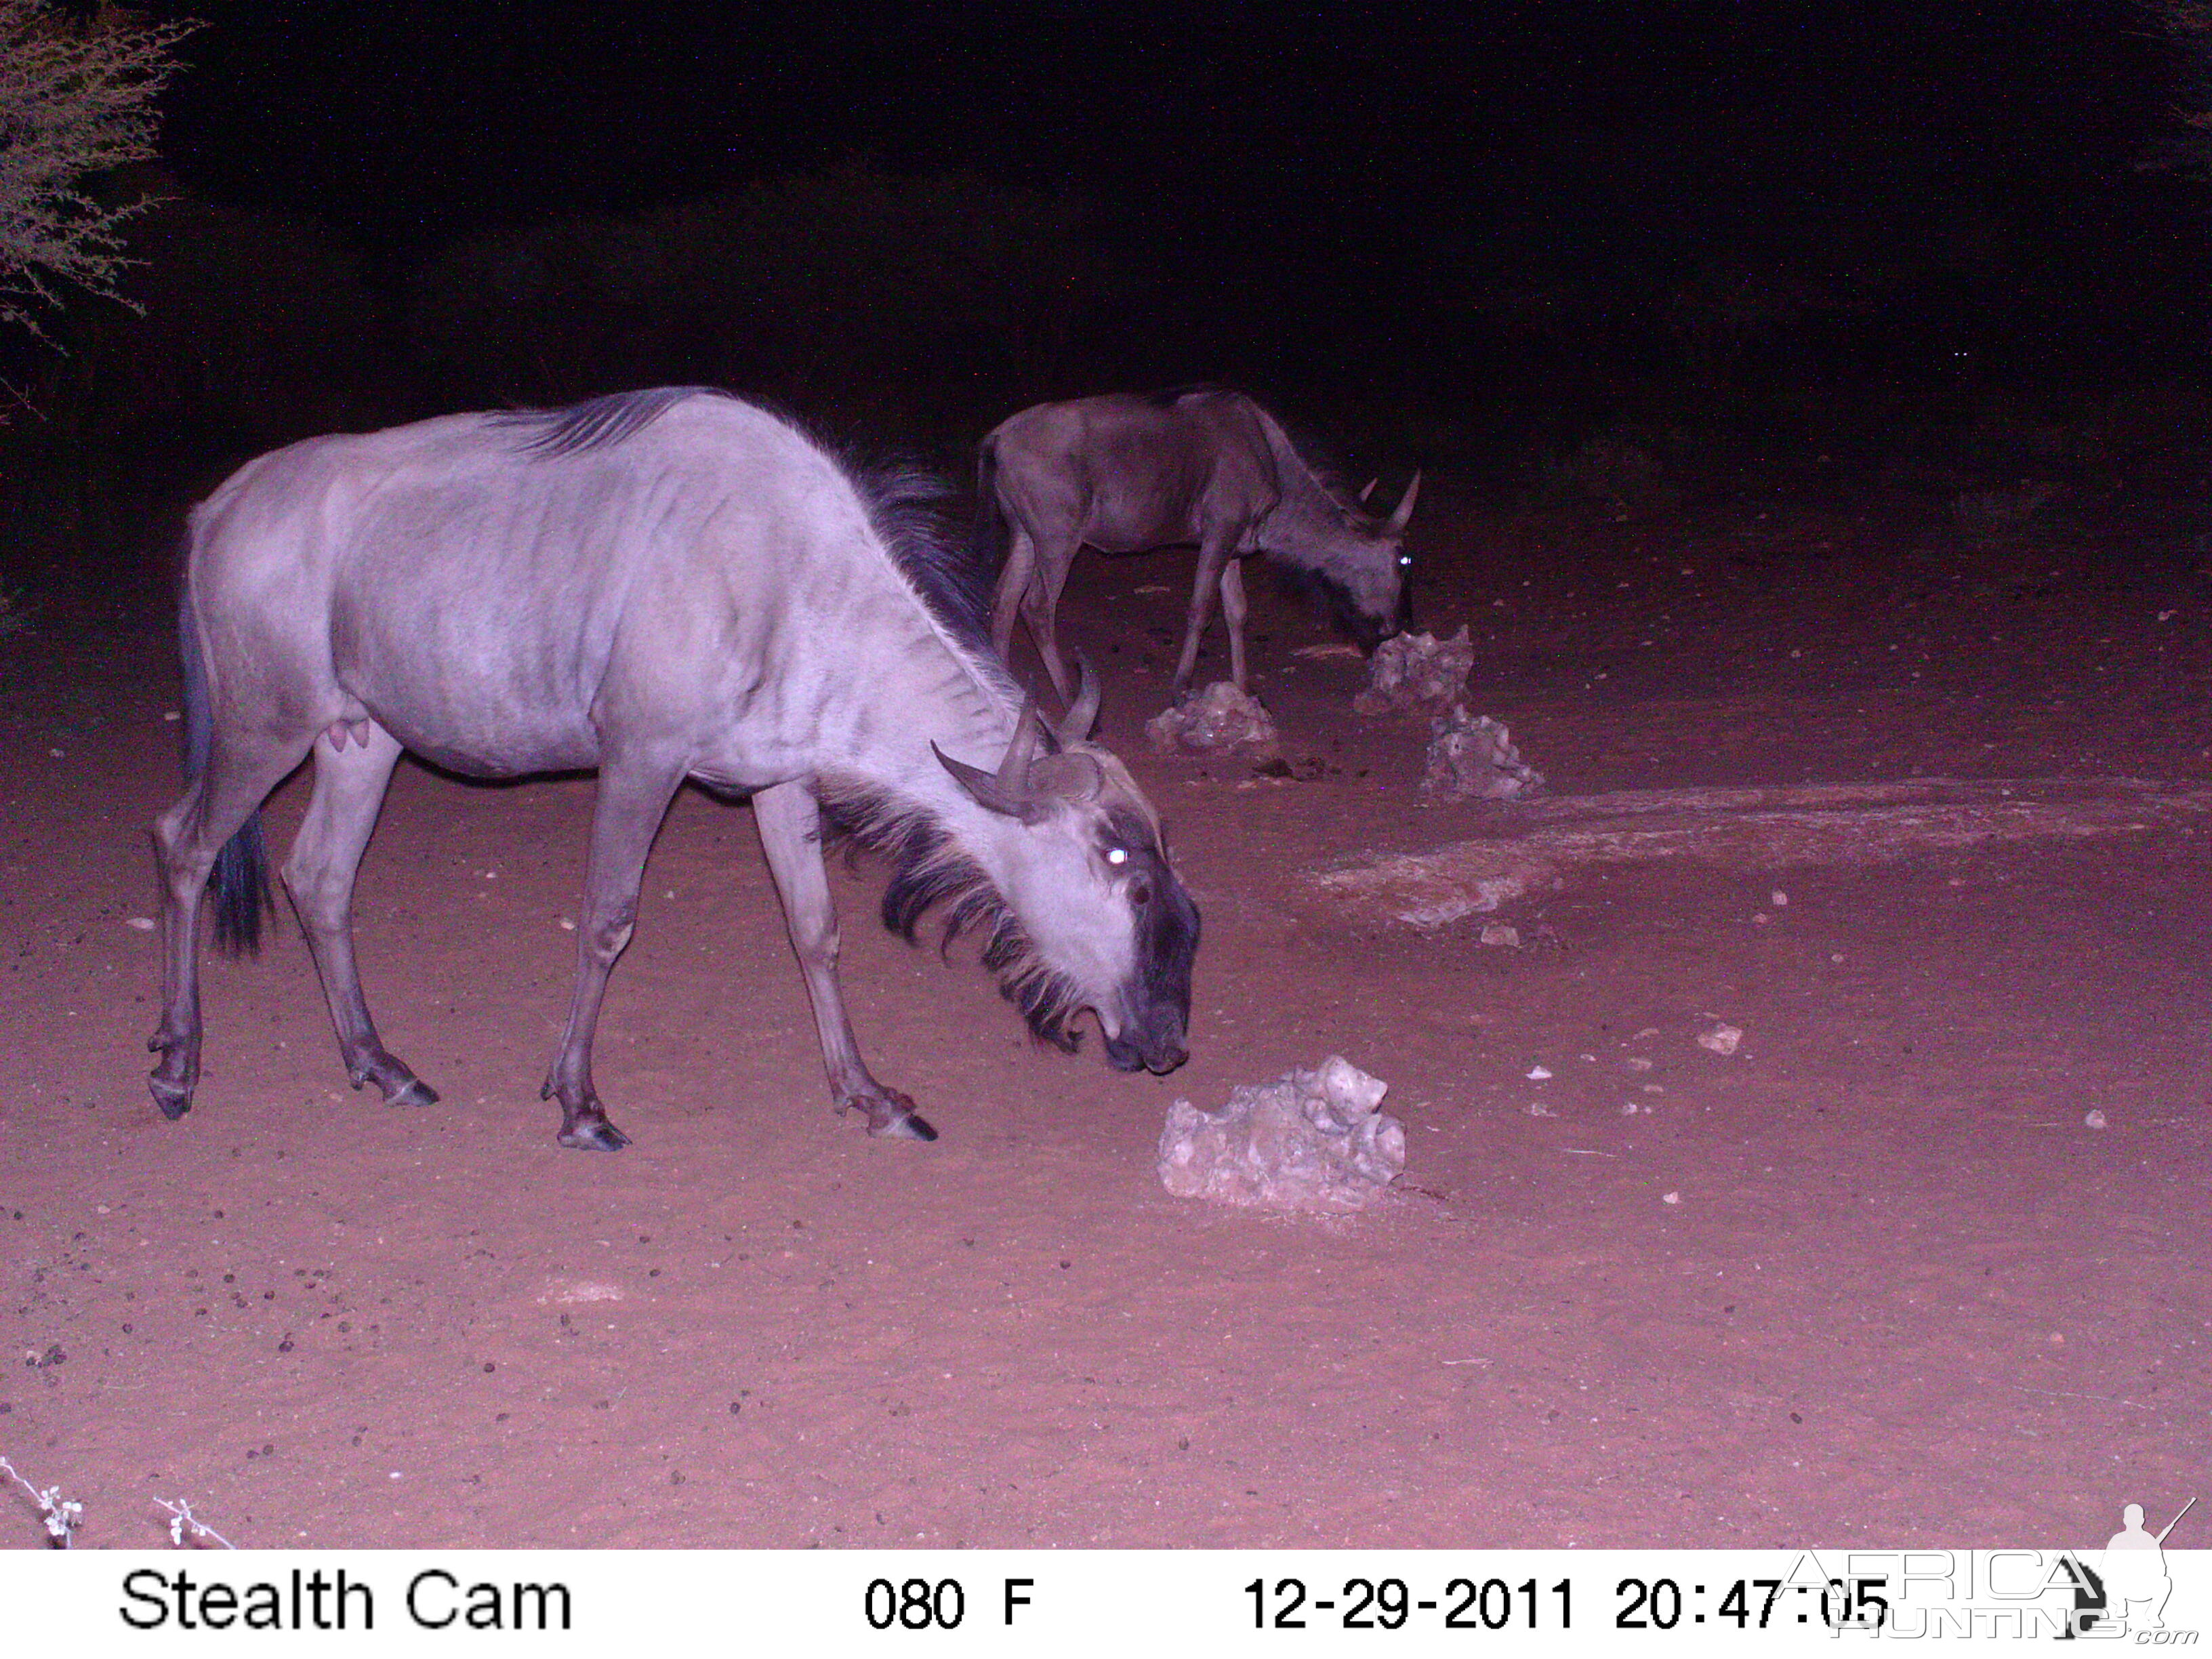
[0,1452,84,1548]
[155,1496,237,1550]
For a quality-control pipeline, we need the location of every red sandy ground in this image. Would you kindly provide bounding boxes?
[2,476,2206,1550]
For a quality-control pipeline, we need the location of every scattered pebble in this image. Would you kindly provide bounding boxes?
[125,916,155,931]
[1624,1057,1653,1071]
[1662,1191,1681,1205]
[1526,1102,1556,1118]
[1771,889,1789,907]
[2083,1110,2107,1130]
[1479,923,1520,947]
[1526,1065,1552,1080]
[1696,1023,1744,1057]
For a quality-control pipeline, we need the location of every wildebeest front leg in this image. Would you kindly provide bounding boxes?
[1173,530,1237,695]
[1219,555,1251,693]
[752,780,937,1142]
[540,755,684,1150]
[280,724,435,1106]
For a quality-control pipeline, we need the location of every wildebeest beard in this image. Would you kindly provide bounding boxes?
[1273,562,1393,649]
[819,786,1088,1053]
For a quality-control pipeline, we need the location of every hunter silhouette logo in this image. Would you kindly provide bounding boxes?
[2093,1496,2194,1635]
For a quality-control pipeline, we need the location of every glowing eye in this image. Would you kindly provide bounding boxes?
[1397,555,1412,567]
[1105,846,1128,865]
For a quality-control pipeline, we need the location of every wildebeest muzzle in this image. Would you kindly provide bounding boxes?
[1105,1010,1189,1076]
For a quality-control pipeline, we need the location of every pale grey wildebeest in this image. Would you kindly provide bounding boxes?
[149,387,1199,1149]
[978,387,1420,700]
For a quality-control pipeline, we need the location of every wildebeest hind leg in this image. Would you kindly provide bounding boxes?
[989,529,1039,667]
[753,779,937,1141]
[540,754,684,1150]
[148,729,316,1120]
[1018,537,1078,705]
[280,724,433,1106]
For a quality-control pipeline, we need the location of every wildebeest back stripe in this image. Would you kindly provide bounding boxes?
[495,386,739,457]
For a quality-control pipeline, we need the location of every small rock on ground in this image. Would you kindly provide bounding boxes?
[1354,627,1475,715]
[1159,1055,1405,1212]
[1422,710,1547,801]
[1147,681,1279,754]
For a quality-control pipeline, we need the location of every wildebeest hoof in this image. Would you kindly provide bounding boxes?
[843,1090,937,1142]
[558,1117,631,1151]
[384,1078,439,1107]
[874,1110,938,1142]
[148,1078,192,1121]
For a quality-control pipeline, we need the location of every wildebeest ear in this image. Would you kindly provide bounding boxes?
[1357,478,1377,504]
[1029,752,1104,805]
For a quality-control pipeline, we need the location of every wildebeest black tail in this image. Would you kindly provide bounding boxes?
[970,436,1011,576]
[178,584,276,955]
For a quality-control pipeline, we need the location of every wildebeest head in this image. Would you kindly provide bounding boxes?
[933,668,1198,1075]
[1307,470,1421,650]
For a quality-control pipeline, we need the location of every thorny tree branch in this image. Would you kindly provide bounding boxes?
[0,1,198,340]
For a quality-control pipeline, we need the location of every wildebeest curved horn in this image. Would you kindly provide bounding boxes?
[1357,477,1377,504]
[933,743,1027,818]
[1384,470,1422,535]
[935,701,1048,819]
[1054,654,1101,747]
[1002,699,1045,781]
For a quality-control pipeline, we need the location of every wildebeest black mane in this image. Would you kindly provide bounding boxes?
[817,785,1086,1053]
[498,387,1006,669]
[842,457,1004,668]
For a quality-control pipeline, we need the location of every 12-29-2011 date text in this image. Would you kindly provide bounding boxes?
[1247,1575,1572,1631]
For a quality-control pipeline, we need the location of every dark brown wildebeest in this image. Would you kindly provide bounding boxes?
[978,387,1419,699]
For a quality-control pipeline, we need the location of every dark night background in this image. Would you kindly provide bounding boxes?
[9,0,2212,538]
